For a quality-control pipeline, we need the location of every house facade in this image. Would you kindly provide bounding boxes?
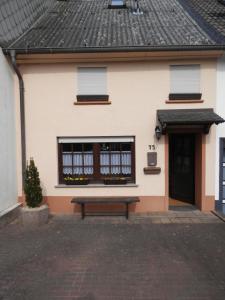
[13,53,222,213]
[2,0,225,214]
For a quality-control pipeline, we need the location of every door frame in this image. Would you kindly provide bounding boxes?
[165,130,206,210]
[169,133,195,204]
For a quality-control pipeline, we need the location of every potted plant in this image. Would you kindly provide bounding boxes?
[21,158,48,226]
[104,177,127,185]
[64,176,89,185]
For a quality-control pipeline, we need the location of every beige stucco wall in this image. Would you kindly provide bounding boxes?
[15,59,217,202]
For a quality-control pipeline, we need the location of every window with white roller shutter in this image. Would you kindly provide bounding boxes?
[169,65,202,100]
[76,67,108,102]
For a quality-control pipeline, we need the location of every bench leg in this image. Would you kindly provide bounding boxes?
[81,204,85,219]
[126,203,129,220]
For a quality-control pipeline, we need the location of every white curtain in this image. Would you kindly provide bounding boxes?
[63,151,93,175]
[63,152,72,175]
[83,152,94,174]
[111,152,120,174]
[100,152,110,174]
[100,151,131,175]
[121,152,131,174]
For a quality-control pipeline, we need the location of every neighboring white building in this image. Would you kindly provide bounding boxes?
[216,56,225,205]
[0,48,18,216]
[0,0,54,221]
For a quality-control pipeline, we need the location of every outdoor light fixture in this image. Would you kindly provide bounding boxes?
[155,126,162,140]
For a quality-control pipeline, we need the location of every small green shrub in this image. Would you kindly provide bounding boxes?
[24,158,43,208]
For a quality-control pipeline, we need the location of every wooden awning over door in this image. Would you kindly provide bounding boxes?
[157,108,225,134]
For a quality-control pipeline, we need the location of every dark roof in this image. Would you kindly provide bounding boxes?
[0,0,54,47]
[178,0,225,43]
[157,109,225,126]
[4,0,220,53]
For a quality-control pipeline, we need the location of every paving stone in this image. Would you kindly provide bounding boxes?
[161,217,171,224]
[191,218,201,223]
[151,218,163,224]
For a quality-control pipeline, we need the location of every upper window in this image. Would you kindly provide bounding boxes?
[58,137,135,185]
[77,67,108,102]
[169,65,201,100]
[108,0,126,8]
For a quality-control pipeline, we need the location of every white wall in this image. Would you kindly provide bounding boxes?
[0,49,17,214]
[215,56,225,201]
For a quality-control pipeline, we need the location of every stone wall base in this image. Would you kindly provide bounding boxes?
[18,195,215,215]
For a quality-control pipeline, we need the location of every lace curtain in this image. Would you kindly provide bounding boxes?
[63,152,94,175]
[63,151,132,176]
[100,151,131,175]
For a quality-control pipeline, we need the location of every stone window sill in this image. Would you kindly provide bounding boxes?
[74,101,111,105]
[165,100,204,104]
[55,183,138,188]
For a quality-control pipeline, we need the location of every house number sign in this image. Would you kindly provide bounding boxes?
[148,145,156,151]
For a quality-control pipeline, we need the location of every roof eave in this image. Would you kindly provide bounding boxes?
[159,120,225,125]
[3,44,225,55]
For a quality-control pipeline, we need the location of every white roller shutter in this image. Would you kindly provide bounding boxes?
[77,67,107,95]
[58,137,134,144]
[170,65,200,94]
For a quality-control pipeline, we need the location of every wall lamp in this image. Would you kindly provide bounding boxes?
[155,126,162,140]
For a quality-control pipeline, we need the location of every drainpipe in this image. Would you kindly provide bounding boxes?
[9,50,26,188]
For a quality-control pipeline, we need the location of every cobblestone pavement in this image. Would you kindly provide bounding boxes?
[0,212,225,300]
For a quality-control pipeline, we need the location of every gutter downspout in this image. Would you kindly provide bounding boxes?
[9,50,26,188]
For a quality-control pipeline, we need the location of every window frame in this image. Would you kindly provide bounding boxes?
[108,0,127,9]
[169,64,202,101]
[76,67,109,103]
[58,138,136,185]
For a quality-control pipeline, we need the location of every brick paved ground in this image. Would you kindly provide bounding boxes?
[0,212,225,300]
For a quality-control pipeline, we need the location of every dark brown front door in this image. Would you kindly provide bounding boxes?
[169,134,195,204]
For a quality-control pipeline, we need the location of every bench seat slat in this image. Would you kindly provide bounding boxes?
[71,197,139,219]
[71,197,139,204]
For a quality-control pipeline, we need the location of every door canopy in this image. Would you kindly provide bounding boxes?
[157,108,225,134]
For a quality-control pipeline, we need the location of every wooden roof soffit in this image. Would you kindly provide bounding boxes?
[16,50,224,64]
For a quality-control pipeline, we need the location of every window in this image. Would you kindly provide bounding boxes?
[58,137,135,184]
[169,65,201,100]
[77,67,108,102]
[108,0,126,8]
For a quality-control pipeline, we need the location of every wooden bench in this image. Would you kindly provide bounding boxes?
[71,197,140,219]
